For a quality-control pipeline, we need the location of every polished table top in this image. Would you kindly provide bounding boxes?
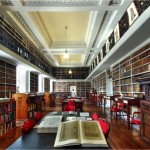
[7,112,110,149]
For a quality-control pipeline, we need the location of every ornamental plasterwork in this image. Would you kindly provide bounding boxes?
[109,0,122,5]
[8,11,43,49]
[0,0,13,6]
[23,0,100,6]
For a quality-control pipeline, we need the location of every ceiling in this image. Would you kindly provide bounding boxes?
[0,0,132,68]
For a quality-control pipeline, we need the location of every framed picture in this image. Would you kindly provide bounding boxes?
[114,23,120,43]
[100,49,103,60]
[106,39,110,53]
[127,2,139,26]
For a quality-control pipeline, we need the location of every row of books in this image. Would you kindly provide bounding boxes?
[0,120,16,137]
[0,103,16,113]
[28,104,36,111]
[0,111,15,123]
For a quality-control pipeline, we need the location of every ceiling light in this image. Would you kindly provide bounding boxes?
[68,56,72,74]
[63,26,69,59]
[63,50,69,59]
[68,69,72,74]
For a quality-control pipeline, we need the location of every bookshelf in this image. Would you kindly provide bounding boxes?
[53,81,91,98]
[0,15,53,76]
[112,43,150,97]
[0,98,16,138]
[30,72,38,93]
[90,1,150,73]
[12,93,44,121]
[93,72,106,94]
[44,78,50,92]
[53,67,89,79]
[0,60,16,98]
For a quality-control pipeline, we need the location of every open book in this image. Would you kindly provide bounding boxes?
[54,120,108,147]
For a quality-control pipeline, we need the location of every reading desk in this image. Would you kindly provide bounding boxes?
[7,112,110,149]
[62,99,83,111]
[113,97,142,130]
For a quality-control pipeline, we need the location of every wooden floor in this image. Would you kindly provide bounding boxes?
[1,101,150,149]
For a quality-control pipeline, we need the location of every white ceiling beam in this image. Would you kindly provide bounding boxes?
[9,0,59,66]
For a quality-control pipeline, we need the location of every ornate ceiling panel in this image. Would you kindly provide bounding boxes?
[0,0,132,67]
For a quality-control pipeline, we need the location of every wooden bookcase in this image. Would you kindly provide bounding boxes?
[0,60,16,98]
[12,93,44,121]
[0,98,16,138]
[30,72,38,93]
[0,15,53,76]
[112,43,150,97]
[44,78,50,92]
[137,73,150,143]
[53,67,89,79]
[53,81,91,98]
[92,72,106,94]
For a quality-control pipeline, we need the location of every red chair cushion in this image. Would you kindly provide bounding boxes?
[68,100,76,106]
[92,113,99,120]
[111,107,121,112]
[22,118,36,133]
[81,98,85,102]
[111,102,123,112]
[98,119,109,135]
[64,105,75,111]
[34,112,42,122]
[131,118,141,125]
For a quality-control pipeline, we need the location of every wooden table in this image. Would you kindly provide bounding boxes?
[62,99,83,111]
[7,112,109,149]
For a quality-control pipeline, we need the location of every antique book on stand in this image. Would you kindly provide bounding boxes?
[38,116,63,133]
[54,120,108,147]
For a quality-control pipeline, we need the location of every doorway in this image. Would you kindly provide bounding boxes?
[70,86,77,97]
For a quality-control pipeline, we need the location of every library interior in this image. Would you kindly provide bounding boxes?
[0,0,150,149]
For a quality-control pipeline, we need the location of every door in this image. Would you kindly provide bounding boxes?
[70,86,77,97]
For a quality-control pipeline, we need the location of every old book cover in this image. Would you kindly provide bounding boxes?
[38,116,63,133]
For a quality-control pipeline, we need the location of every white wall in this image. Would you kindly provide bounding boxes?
[16,66,28,93]
[106,78,113,96]
[38,75,44,93]
[50,80,53,92]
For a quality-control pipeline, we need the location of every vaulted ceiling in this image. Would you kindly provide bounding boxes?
[0,0,132,68]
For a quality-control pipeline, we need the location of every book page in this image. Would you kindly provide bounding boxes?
[54,120,80,147]
[79,121,108,147]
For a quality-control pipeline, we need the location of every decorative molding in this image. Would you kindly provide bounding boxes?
[7,11,43,49]
[109,0,122,6]
[0,0,13,6]
[23,0,100,6]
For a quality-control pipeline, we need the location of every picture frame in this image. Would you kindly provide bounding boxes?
[100,49,103,60]
[127,2,139,26]
[114,23,120,43]
[106,39,110,53]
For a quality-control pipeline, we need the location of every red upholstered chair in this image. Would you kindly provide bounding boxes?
[22,118,36,133]
[110,101,124,119]
[97,118,110,139]
[34,112,43,122]
[60,96,64,102]
[64,105,75,111]
[68,100,76,106]
[130,111,141,128]
[92,112,99,120]
[81,97,85,102]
